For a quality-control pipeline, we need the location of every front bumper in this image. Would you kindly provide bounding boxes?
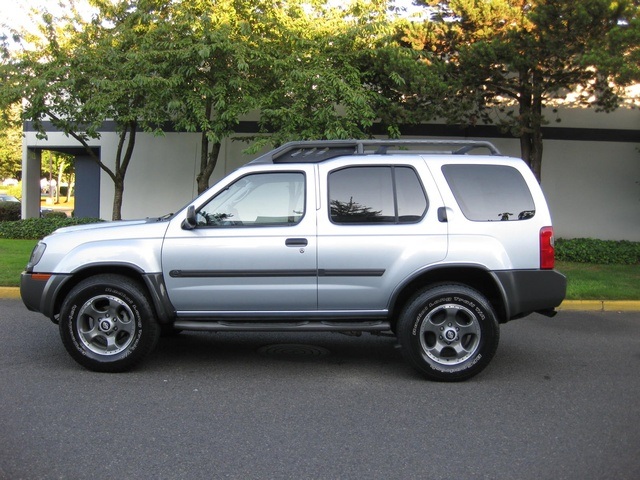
[20,272,70,321]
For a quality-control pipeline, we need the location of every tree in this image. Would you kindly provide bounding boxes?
[413,0,640,181]
[358,11,450,136]
[1,0,181,219]
[254,1,385,146]
[252,0,443,145]
[0,104,23,180]
[104,0,407,195]
[155,0,266,194]
[168,0,409,192]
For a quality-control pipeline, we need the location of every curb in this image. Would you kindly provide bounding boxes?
[557,300,640,312]
[0,287,21,299]
[1,286,639,311]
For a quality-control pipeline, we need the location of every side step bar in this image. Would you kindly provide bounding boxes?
[173,320,392,333]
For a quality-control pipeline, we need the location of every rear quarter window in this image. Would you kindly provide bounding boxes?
[442,164,535,221]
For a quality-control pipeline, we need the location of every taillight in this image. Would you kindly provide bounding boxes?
[540,227,555,269]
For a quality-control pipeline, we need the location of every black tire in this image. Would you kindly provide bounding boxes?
[397,284,499,382]
[59,274,160,372]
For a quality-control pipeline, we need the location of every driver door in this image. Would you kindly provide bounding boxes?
[162,166,317,315]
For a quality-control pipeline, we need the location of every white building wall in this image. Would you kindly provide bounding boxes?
[542,140,639,241]
[23,106,639,240]
[99,132,201,219]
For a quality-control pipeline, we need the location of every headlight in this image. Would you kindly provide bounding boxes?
[26,242,47,272]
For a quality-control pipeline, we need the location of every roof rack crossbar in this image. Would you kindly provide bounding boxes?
[249,139,501,164]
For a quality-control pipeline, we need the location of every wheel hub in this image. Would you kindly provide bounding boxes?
[99,317,114,333]
[443,327,458,342]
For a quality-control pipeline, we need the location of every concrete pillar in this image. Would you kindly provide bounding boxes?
[21,148,41,219]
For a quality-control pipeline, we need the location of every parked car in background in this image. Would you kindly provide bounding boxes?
[0,194,20,203]
[0,193,54,218]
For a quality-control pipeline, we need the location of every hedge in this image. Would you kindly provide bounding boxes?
[0,217,104,240]
[555,238,640,265]
[0,202,21,222]
[43,210,69,219]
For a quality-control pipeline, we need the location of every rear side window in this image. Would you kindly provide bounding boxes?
[329,166,428,224]
[442,165,535,221]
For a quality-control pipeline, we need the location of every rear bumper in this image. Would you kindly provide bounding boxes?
[493,269,567,320]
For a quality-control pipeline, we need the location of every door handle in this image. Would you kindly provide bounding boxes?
[285,238,308,247]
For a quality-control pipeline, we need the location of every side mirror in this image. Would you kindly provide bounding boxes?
[181,205,197,230]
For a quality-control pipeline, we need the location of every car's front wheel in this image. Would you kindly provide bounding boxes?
[59,274,160,372]
[397,284,499,381]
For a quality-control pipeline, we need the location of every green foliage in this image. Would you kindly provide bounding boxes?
[413,0,640,180]
[2,0,418,204]
[0,104,23,180]
[0,201,21,221]
[5,183,21,200]
[1,0,192,220]
[0,217,103,240]
[236,1,411,150]
[556,238,640,265]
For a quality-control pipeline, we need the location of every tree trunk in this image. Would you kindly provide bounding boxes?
[529,79,544,183]
[517,71,544,183]
[66,173,74,203]
[111,121,137,220]
[195,99,221,194]
[196,139,221,194]
[112,175,124,221]
[56,163,64,204]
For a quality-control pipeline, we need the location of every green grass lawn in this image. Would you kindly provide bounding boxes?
[0,239,38,287]
[0,239,638,300]
[556,261,640,300]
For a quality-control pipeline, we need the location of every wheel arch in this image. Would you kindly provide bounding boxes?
[389,265,509,327]
[50,264,174,325]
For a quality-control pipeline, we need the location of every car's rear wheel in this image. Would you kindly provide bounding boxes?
[397,284,499,381]
[59,274,160,372]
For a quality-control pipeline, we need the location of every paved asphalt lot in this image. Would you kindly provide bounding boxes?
[1,299,639,480]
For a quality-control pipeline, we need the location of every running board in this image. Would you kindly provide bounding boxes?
[173,320,391,333]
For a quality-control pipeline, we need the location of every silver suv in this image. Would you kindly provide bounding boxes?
[21,140,566,381]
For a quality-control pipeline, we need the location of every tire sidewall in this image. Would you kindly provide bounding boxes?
[59,277,157,372]
[400,285,499,381]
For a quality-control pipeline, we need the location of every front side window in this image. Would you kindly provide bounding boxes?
[197,172,305,227]
[442,164,535,221]
[329,166,428,224]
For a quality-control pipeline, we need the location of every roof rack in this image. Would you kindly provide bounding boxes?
[249,139,502,164]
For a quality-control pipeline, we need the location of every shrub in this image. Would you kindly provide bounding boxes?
[42,210,69,219]
[556,238,640,265]
[0,217,104,239]
[0,202,21,222]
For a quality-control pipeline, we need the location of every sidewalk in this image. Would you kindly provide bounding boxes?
[1,286,639,311]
